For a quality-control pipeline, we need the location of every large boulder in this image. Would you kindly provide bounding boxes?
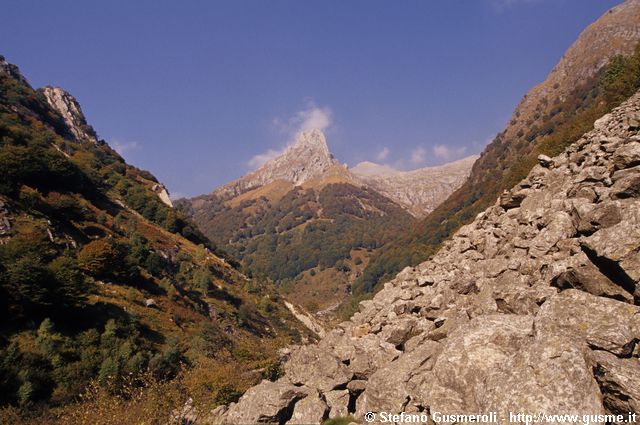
[535,290,640,357]
[590,351,640,417]
[285,390,328,425]
[284,345,352,391]
[580,200,640,290]
[222,380,309,424]
[480,334,604,417]
[357,340,440,416]
[427,315,534,414]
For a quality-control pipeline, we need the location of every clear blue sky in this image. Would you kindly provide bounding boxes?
[1,0,621,198]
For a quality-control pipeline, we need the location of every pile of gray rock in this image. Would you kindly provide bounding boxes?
[0,200,11,239]
[211,92,640,424]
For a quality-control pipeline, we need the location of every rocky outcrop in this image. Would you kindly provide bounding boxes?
[352,156,478,218]
[40,86,175,209]
[212,92,640,424]
[152,183,173,208]
[41,86,98,143]
[0,55,29,86]
[284,301,326,338]
[0,199,11,239]
[215,129,347,199]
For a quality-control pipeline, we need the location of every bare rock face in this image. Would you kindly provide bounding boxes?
[215,129,347,199]
[222,380,310,424]
[351,156,478,218]
[41,86,98,143]
[152,183,174,208]
[212,92,640,424]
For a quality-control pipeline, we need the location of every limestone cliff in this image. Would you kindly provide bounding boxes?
[209,90,640,424]
[41,86,98,143]
[352,156,479,218]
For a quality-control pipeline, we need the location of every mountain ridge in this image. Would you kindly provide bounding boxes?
[354,0,640,296]
[351,155,479,218]
[208,128,476,217]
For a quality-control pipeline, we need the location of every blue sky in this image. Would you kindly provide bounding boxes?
[1,0,621,198]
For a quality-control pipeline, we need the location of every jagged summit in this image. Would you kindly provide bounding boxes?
[214,128,343,199]
[40,86,98,144]
[289,128,332,160]
[0,58,97,144]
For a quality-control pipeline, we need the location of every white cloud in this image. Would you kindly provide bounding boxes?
[433,144,468,161]
[273,102,333,136]
[376,147,390,161]
[109,139,140,156]
[410,146,428,165]
[247,148,283,168]
[247,102,333,169]
[294,105,332,133]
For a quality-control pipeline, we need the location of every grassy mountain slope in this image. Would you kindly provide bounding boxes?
[353,5,640,301]
[0,56,309,422]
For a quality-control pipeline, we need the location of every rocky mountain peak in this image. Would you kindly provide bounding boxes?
[289,128,332,160]
[270,129,335,178]
[214,128,341,199]
[41,86,98,144]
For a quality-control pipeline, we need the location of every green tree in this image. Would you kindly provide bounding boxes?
[48,254,86,308]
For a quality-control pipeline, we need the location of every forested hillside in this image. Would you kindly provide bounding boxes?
[178,182,414,312]
[0,56,308,423]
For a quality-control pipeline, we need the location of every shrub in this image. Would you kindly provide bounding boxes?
[77,239,134,279]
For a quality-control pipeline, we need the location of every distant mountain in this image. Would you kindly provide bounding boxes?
[354,0,640,297]
[215,129,355,199]
[0,55,309,417]
[178,130,473,313]
[351,155,478,218]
